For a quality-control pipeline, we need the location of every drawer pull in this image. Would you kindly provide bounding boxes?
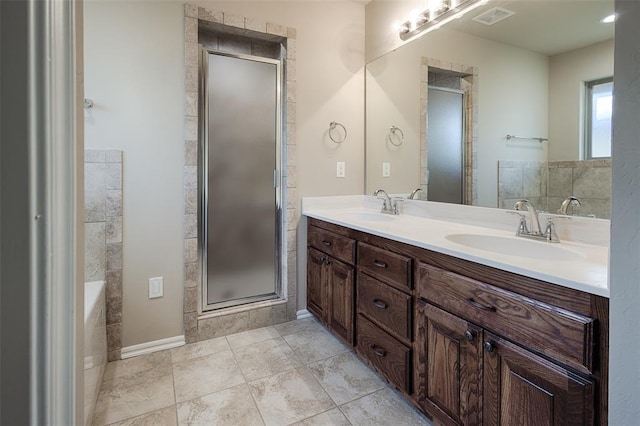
[466,297,496,312]
[372,299,388,309]
[373,260,388,268]
[464,330,475,341]
[322,240,332,247]
[371,344,387,357]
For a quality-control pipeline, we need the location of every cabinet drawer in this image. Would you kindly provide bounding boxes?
[357,315,411,393]
[308,225,355,265]
[358,243,411,292]
[357,272,411,341]
[417,263,595,373]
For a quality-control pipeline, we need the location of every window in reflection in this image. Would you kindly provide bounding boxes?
[585,77,613,159]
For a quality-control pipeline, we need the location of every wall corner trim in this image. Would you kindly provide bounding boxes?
[296,309,312,320]
[120,335,185,359]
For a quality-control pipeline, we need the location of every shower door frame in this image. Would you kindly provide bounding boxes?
[198,48,283,312]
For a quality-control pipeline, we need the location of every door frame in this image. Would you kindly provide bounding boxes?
[198,48,283,312]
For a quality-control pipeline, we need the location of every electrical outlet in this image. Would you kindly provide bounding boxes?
[336,161,346,178]
[149,276,163,299]
[382,162,391,177]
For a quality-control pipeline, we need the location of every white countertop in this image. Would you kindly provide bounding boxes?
[302,196,610,298]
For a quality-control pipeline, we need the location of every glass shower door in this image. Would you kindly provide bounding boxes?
[427,87,464,204]
[201,50,281,310]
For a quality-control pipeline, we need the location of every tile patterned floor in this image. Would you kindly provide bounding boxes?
[92,317,432,426]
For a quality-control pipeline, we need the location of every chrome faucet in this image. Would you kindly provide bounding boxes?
[511,199,561,242]
[374,189,399,215]
[558,196,581,215]
[408,188,424,200]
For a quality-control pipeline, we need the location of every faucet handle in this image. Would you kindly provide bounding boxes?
[507,210,529,234]
[391,197,404,214]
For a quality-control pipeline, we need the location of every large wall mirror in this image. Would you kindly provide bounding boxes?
[365,0,614,218]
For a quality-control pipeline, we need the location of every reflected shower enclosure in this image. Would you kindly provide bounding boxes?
[199,49,282,311]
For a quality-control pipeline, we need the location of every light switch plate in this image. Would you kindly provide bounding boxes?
[336,161,346,178]
[382,162,391,177]
[149,276,163,299]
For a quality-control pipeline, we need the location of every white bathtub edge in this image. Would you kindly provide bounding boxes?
[121,335,185,359]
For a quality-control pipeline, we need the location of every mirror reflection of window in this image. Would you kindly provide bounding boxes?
[585,77,613,159]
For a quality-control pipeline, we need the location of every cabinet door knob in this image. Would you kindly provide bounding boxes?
[464,330,474,341]
[483,341,495,353]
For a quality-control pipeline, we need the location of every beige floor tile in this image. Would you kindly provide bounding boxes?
[340,388,431,426]
[233,336,303,381]
[172,350,245,403]
[248,367,335,426]
[170,336,229,364]
[291,408,352,425]
[282,327,349,364]
[103,350,171,381]
[308,352,385,405]
[274,317,324,338]
[176,383,264,426]
[226,326,281,349]
[107,405,177,426]
[93,366,175,425]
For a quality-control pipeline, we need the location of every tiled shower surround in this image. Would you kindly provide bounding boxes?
[183,4,298,344]
[85,149,124,361]
[498,159,612,218]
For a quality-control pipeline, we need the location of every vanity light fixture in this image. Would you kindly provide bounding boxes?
[601,14,615,23]
[398,0,489,41]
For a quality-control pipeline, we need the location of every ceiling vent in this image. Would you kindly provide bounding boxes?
[472,7,515,26]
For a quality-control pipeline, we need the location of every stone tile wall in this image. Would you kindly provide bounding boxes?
[498,159,611,218]
[548,160,611,218]
[85,149,124,361]
[497,160,549,211]
[183,4,298,344]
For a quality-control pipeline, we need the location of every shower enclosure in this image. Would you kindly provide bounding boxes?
[427,86,465,204]
[199,49,282,311]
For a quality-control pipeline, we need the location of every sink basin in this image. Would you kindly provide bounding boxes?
[445,234,585,261]
[339,211,397,222]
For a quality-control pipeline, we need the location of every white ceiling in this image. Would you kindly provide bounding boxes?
[444,0,614,56]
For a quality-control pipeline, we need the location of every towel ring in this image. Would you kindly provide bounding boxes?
[388,126,404,146]
[329,121,347,144]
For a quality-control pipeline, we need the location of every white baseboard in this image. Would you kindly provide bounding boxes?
[121,335,185,359]
[296,309,312,320]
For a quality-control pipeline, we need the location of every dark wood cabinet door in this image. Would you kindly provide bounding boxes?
[307,247,327,323]
[327,257,354,345]
[483,331,594,426]
[416,300,482,426]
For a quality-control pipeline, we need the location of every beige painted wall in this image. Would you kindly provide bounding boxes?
[84,1,365,347]
[365,26,548,207]
[548,39,614,161]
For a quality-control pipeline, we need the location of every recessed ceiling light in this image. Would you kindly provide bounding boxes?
[601,14,615,23]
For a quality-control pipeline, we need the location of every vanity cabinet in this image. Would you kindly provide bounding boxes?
[416,262,597,426]
[307,225,356,345]
[305,217,608,425]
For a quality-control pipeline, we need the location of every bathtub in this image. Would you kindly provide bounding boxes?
[84,280,106,426]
